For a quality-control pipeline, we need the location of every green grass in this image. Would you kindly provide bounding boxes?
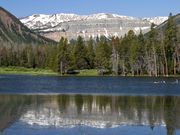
[0,67,58,76]
[1,67,178,77]
[0,67,98,76]
[77,69,98,76]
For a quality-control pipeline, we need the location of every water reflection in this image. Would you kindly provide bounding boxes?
[0,95,179,135]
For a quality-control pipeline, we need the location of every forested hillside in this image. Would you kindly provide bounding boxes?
[0,7,55,44]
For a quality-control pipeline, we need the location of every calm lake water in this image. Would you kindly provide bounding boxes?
[0,75,180,135]
[0,75,180,95]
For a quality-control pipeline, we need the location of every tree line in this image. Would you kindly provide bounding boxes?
[0,14,179,76]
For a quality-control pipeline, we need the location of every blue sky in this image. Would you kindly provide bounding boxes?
[0,0,180,17]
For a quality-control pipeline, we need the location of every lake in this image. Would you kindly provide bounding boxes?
[0,75,180,135]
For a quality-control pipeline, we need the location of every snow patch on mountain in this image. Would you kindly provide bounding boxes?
[21,13,82,29]
[143,17,168,25]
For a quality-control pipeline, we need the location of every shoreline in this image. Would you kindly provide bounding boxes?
[0,67,179,77]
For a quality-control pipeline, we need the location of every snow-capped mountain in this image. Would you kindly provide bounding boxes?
[20,13,139,30]
[20,13,168,41]
[143,17,168,26]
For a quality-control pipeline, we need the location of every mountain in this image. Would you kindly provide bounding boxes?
[20,13,168,41]
[144,14,180,42]
[156,14,180,39]
[0,7,55,44]
[142,17,168,25]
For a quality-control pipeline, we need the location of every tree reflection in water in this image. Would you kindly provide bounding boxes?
[0,95,179,135]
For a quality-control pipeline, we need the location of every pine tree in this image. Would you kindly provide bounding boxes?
[25,45,36,68]
[111,37,120,75]
[125,30,139,75]
[137,30,146,75]
[95,36,112,70]
[73,36,88,69]
[146,23,159,76]
[56,37,71,74]
[86,37,95,69]
[164,13,177,75]
[48,45,58,72]
[118,34,129,75]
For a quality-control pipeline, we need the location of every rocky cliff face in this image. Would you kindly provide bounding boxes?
[20,13,168,41]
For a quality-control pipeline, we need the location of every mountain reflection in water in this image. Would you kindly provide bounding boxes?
[0,95,179,135]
